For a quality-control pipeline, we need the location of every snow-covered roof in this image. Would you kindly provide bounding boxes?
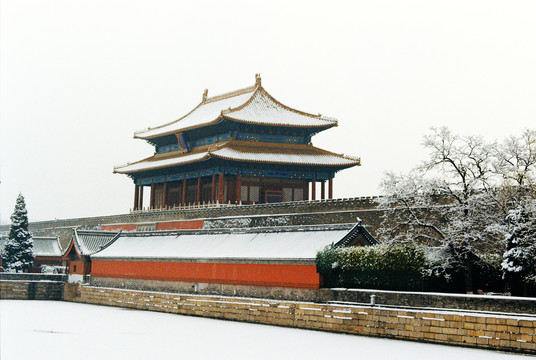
[70,230,120,256]
[92,224,356,261]
[0,236,7,254]
[32,237,64,257]
[134,77,337,140]
[114,140,360,174]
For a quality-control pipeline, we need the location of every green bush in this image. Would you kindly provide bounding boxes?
[316,244,427,290]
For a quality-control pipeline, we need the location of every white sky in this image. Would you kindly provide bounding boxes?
[1,0,535,224]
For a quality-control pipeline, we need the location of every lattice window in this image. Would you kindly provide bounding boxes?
[294,188,304,201]
[283,188,293,202]
[137,223,156,231]
[241,185,248,202]
[250,186,260,203]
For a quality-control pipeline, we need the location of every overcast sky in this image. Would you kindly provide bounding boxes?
[1,0,535,224]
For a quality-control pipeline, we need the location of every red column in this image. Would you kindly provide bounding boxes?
[311,180,316,201]
[328,179,333,199]
[236,175,242,203]
[182,179,187,206]
[139,186,144,210]
[134,185,139,210]
[211,175,216,203]
[196,177,201,204]
[218,173,224,204]
[162,182,168,209]
[150,184,155,209]
[321,180,326,200]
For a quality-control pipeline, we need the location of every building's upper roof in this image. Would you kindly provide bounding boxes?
[91,224,367,261]
[66,230,121,257]
[134,75,337,140]
[33,237,64,257]
[114,140,361,174]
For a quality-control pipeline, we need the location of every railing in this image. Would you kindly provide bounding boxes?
[129,196,381,214]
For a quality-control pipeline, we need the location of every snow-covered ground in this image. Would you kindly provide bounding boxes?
[0,300,527,360]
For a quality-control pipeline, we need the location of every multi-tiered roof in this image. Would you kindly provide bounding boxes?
[115,75,360,208]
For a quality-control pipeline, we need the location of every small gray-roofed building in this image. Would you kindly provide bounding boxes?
[33,237,64,257]
[64,229,121,281]
[32,236,66,269]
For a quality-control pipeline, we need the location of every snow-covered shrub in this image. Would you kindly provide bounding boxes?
[316,244,427,291]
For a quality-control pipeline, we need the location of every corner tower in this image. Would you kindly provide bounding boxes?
[115,75,360,210]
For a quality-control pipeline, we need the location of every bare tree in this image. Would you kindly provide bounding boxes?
[379,127,499,293]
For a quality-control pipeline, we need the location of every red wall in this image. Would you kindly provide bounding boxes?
[156,220,204,230]
[91,260,320,289]
[101,220,205,232]
[69,260,90,275]
[101,224,137,232]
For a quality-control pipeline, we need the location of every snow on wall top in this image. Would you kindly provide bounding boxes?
[33,237,63,257]
[134,79,336,140]
[92,229,349,260]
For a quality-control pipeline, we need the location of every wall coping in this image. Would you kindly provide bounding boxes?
[330,288,536,302]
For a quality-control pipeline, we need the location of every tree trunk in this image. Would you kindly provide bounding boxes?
[464,259,473,294]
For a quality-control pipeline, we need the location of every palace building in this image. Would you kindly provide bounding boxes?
[115,75,360,210]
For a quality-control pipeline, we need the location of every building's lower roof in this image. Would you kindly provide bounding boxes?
[114,140,360,174]
[68,230,121,257]
[92,224,361,261]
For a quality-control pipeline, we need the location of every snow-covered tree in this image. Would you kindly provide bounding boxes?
[379,127,500,292]
[492,130,536,295]
[502,201,536,295]
[3,194,33,272]
[494,129,536,191]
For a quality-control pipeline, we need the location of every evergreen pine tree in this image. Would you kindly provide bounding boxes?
[502,203,536,295]
[3,194,33,272]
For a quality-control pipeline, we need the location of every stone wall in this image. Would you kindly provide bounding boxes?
[320,288,536,315]
[0,280,64,300]
[63,284,536,354]
[0,197,383,247]
[0,273,67,282]
[89,276,536,315]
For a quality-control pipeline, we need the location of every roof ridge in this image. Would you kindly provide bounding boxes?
[204,84,256,104]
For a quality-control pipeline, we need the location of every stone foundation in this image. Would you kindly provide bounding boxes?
[90,276,320,302]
